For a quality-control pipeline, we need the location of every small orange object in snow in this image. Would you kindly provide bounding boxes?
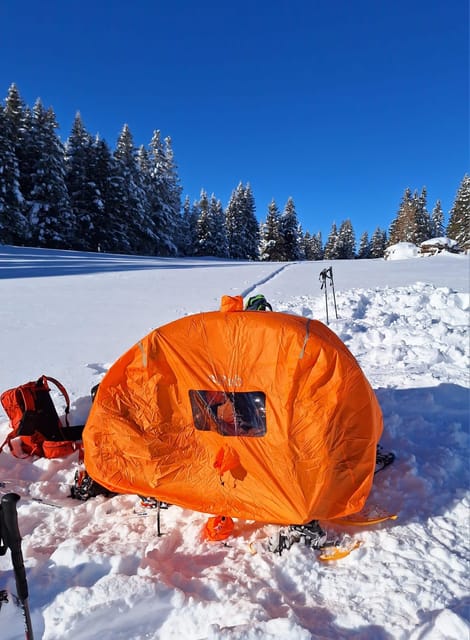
[204,515,234,541]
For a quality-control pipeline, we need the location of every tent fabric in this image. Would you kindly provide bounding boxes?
[83,297,383,525]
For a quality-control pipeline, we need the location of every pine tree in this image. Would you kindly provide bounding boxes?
[259,199,283,261]
[90,136,127,253]
[148,131,181,256]
[210,195,229,257]
[194,191,227,257]
[27,100,74,248]
[225,182,259,260]
[163,136,183,240]
[370,227,387,258]
[4,84,24,138]
[336,219,356,259]
[0,104,27,244]
[297,224,306,260]
[430,200,445,238]
[447,174,470,248]
[4,84,34,236]
[388,188,410,245]
[180,195,198,255]
[65,113,103,250]
[388,187,431,245]
[114,124,152,254]
[307,232,324,260]
[416,187,432,242]
[279,197,301,261]
[357,231,371,259]
[194,189,211,255]
[324,223,339,259]
[242,184,260,260]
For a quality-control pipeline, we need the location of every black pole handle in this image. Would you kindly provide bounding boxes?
[1,493,29,602]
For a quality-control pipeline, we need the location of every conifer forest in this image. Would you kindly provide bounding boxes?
[1,84,468,260]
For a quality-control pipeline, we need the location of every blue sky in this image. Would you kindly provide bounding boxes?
[1,0,468,240]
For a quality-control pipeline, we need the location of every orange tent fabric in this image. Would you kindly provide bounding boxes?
[83,297,383,524]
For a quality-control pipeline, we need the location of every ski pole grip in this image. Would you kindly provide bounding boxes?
[1,493,29,602]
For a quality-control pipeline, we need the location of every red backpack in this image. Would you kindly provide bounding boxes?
[0,375,84,459]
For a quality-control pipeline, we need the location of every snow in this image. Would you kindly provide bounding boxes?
[384,242,420,260]
[421,237,459,248]
[0,245,469,640]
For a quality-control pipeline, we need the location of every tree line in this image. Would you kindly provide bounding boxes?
[0,84,468,260]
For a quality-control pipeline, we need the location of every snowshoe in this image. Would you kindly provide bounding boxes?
[375,445,395,474]
[138,496,170,510]
[268,520,328,555]
[71,468,113,501]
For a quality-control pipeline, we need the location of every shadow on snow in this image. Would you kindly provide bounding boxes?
[0,245,247,280]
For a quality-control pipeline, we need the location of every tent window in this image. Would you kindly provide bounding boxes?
[189,390,266,437]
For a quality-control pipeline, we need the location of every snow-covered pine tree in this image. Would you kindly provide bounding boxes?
[27,100,74,248]
[4,84,35,238]
[242,183,260,260]
[225,182,259,260]
[447,174,470,248]
[296,223,305,260]
[180,195,198,255]
[89,136,127,253]
[335,219,356,259]
[430,200,445,238]
[189,199,201,254]
[137,143,162,254]
[147,131,182,256]
[357,231,371,259]
[210,194,229,257]
[324,222,339,259]
[388,187,431,245]
[369,227,387,258]
[194,191,227,257]
[0,104,27,244]
[3,84,24,141]
[308,231,324,260]
[415,187,432,243]
[299,230,309,261]
[279,197,301,261]
[259,199,283,261]
[114,124,152,254]
[65,113,103,251]
[194,189,211,256]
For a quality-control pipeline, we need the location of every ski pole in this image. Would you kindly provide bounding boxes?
[156,500,162,537]
[329,267,338,319]
[1,493,34,640]
[0,589,8,613]
[319,268,330,324]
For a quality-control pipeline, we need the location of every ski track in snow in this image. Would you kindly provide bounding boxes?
[0,254,469,639]
[240,262,296,299]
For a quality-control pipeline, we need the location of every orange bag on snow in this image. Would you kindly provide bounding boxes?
[0,375,84,459]
[203,515,234,541]
[83,295,383,524]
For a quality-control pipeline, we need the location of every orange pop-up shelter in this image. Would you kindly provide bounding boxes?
[83,295,383,525]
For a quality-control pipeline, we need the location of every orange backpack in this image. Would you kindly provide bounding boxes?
[0,375,83,458]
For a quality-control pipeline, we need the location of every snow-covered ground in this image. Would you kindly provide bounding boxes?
[0,245,469,639]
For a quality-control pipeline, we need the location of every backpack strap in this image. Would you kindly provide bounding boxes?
[42,375,70,427]
[42,376,85,440]
[16,385,36,414]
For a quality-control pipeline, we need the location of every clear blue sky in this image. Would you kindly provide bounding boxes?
[1,0,468,240]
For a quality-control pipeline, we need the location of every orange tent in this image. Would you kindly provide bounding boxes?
[83,295,383,524]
